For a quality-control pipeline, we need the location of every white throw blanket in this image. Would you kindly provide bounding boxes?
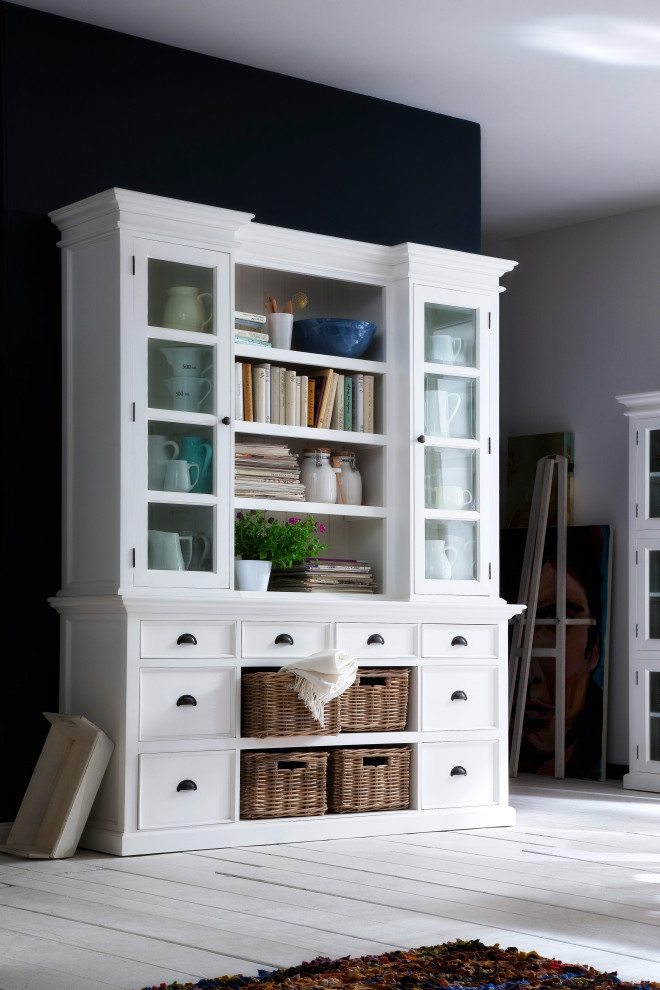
[281,649,358,727]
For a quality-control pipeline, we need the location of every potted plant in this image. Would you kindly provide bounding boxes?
[234,510,328,590]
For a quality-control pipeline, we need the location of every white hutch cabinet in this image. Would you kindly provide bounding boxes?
[618,392,660,792]
[50,188,520,855]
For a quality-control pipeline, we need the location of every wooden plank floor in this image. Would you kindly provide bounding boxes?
[1,775,659,990]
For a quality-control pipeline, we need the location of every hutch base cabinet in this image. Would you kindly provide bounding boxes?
[50,189,520,855]
[618,392,660,793]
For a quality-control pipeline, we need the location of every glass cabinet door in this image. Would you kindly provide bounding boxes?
[630,661,660,771]
[133,240,231,587]
[636,419,660,524]
[413,288,490,593]
[636,540,660,649]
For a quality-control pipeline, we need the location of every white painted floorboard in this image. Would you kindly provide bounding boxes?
[0,776,659,990]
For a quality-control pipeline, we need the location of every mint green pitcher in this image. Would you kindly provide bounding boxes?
[180,436,213,494]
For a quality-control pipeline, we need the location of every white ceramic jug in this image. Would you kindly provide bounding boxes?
[148,530,185,570]
[148,435,179,490]
[159,346,212,378]
[162,286,213,332]
[425,539,458,580]
[425,387,461,436]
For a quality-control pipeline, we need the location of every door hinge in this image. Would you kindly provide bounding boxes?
[636,671,639,685]
[131,402,136,422]
[488,562,492,579]
[131,548,136,567]
[636,430,639,445]
[131,255,135,275]
[636,503,639,517]
[636,623,639,638]
[488,312,492,329]
[488,437,491,453]
[636,549,639,565]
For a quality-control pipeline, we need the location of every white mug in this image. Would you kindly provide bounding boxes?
[163,459,200,493]
[267,312,294,349]
[436,485,473,509]
[160,346,212,378]
[179,531,211,571]
[430,333,463,364]
[164,376,212,412]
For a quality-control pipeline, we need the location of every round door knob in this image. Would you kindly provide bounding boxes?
[275,633,294,645]
[176,779,197,791]
[451,635,468,647]
[176,695,198,707]
[451,690,468,702]
[221,416,231,425]
[417,435,426,443]
[450,766,467,777]
[177,633,198,646]
[367,633,385,645]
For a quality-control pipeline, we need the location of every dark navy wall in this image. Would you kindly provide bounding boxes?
[0,1,481,819]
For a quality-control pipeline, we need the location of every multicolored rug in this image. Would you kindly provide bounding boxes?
[135,938,660,990]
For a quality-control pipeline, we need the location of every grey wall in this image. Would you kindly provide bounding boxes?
[489,204,660,764]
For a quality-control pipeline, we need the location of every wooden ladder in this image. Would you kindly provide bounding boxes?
[508,454,568,778]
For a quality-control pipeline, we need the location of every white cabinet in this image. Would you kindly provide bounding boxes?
[50,188,520,855]
[618,392,660,791]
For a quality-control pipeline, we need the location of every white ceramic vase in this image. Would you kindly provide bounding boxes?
[234,557,272,591]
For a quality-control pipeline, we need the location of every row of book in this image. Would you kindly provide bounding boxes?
[235,362,375,433]
[235,441,305,500]
[269,558,377,594]
[234,310,272,348]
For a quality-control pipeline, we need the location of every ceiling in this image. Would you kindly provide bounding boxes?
[10,0,660,241]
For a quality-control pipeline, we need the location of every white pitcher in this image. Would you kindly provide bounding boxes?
[148,530,185,570]
[159,346,212,378]
[162,286,213,332]
[425,388,461,436]
[148,435,179,490]
[425,539,458,580]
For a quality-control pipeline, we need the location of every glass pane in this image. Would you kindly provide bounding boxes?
[148,260,215,334]
[148,422,213,494]
[424,373,475,440]
[650,672,660,761]
[650,551,660,640]
[650,429,660,518]
[425,519,477,582]
[424,447,476,510]
[148,339,214,414]
[148,504,214,572]
[424,302,476,368]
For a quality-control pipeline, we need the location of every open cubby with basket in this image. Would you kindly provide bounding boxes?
[339,668,409,732]
[327,745,412,814]
[240,749,329,819]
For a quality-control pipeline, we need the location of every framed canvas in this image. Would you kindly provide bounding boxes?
[501,524,612,781]
[505,432,575,528]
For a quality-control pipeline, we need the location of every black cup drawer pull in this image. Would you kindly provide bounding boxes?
[274,633,294,645]
[177,633,198,646]
[450,635,468,647]
[450,765,467,777]
[176,779,197,791]
[451,690,468,702]
[367,633,385,645]
[176,694,197,707]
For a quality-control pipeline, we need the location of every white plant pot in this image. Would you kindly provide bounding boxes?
[234,558,272,591]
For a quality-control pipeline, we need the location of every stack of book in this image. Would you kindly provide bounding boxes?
[234,361,374,431]
[269,558,377,593]
[235,441,306,500]
[235,311,271,348]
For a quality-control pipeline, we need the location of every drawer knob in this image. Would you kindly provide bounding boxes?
[176,695,198,707]
[367,633,385,645]
[176,779,198,791]
[275,633,294,646]
[450,765,467,777]
[451,635,468,647]
[177,633,198,646]
[451,690,468,702]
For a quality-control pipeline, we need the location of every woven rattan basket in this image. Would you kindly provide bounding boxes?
[240,749,329,819]
[339,668,409,732]
[241,671,341,737]
[327,745,411,814]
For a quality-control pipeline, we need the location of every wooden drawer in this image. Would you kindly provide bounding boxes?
[241,622,330,658]
[421,624,498,658]
[336,623,416,658]
[421,741,497,809]
[140,621,236,659]
[421,665,498,731]
[139,667,236,740]
[138,751,235,829]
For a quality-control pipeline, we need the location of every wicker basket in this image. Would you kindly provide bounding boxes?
[327,745,411,814]
[339,668,409,732]
[241,670,341,737]
[240,749,329,819]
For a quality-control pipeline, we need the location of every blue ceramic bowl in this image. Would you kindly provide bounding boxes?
[292,318,377,359]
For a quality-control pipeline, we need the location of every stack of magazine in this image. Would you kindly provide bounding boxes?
[269,558,377,593]
[235,441,305,500]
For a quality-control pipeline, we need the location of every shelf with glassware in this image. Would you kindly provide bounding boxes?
[413,289,491,594]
